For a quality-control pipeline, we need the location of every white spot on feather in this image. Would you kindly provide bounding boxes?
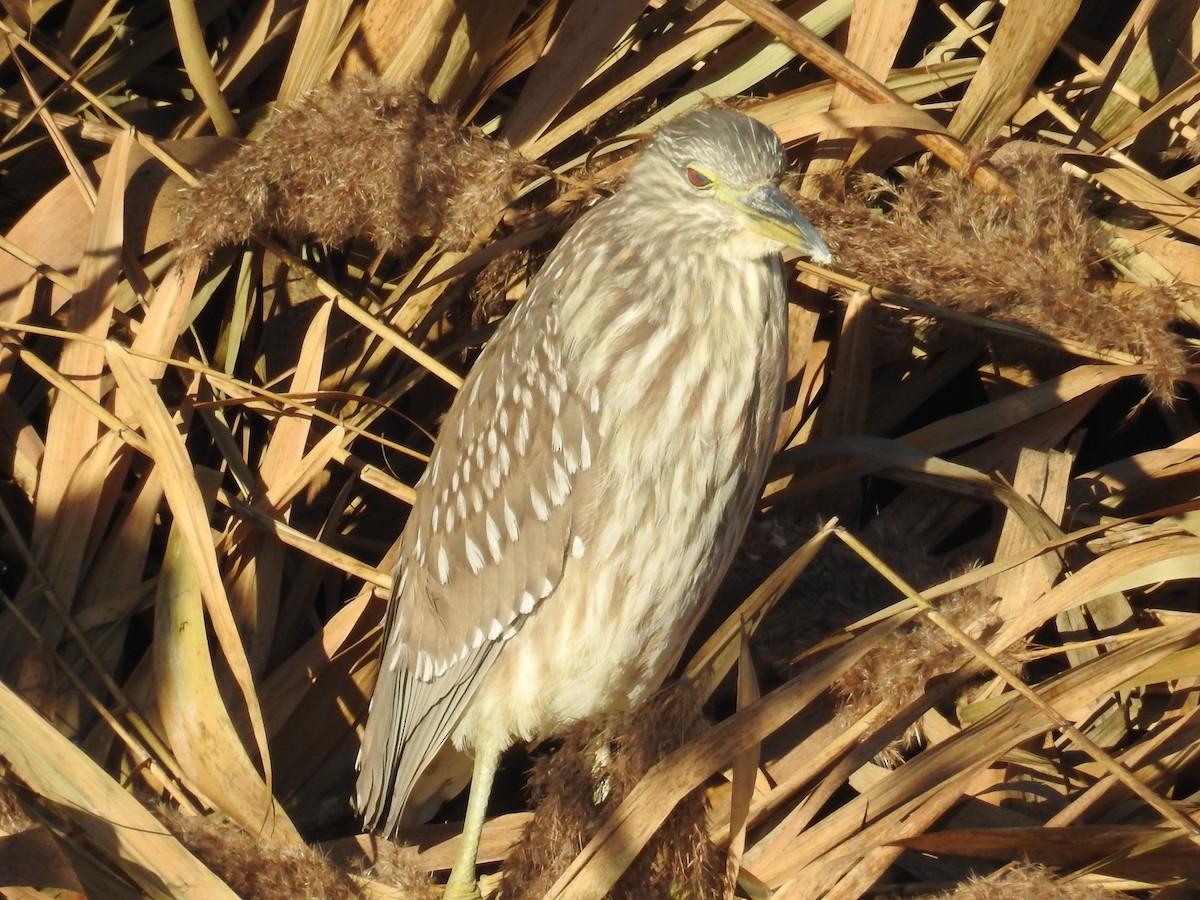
[485,513,502,562]
[503,499,520,541]
[572,535,586,558]
[530,485,549,522]
[465,535,484,574]
[516,410,530,454]
[386,641,406,673]
[552,459,571,499]
[436,546,450,584]
[579,430,592,470]
[416,651,433,681]
[519,591,535,615]
[548,476,565,508]
[488,618,503,641]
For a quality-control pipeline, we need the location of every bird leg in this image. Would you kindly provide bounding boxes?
[442,735,501,900]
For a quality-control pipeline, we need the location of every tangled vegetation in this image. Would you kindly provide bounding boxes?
[1,1,1200,898]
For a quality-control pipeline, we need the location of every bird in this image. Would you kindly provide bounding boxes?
[355,107,832,898]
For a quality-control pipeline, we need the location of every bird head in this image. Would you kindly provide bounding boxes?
[626,109,833,265]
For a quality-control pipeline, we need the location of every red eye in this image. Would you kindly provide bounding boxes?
[686,167,712,188]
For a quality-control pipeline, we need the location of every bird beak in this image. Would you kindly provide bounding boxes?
[740,183,833,265]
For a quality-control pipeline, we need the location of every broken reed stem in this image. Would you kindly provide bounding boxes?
[793,260,1143,367]
[833,526,1200,843]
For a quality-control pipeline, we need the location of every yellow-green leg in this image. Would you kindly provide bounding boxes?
[442,736,501,900]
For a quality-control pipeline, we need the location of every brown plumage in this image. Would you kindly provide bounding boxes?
[355,108,831,898]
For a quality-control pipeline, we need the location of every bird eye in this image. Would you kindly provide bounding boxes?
[686,167,713,189]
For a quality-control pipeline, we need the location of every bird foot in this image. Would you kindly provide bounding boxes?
[441,882,483,900]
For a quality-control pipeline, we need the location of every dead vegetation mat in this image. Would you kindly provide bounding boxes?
[2,1,1200,898]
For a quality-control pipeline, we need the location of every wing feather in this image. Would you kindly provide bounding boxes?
[356,283,598,832]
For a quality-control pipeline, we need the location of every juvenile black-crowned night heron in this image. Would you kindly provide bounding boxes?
[356,108,832,898]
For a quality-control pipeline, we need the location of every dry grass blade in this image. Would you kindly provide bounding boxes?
[897,824,1200,882]
[725,631,762,898]
[31,127,131,544]
[1087,0,1200,141]
[152,470,300,843]
[105,343,273,788]
[727,0,1013,196]
[838,528,1200,841]
[526,3,755,158]
[3,3,1200,897]
[949,0,1081,143]
[1065,152,1200,241]
[807,0,918,176]
[501,0,647,149]
[227,301,332,671]
[685,519,837,698]
[167,0,237,137]
[277,0,355,104]
[760,616,1200,885]
[346,0,525,106]
[0,680,237,898]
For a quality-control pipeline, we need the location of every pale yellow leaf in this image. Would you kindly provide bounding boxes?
[278,0,356,104]
[153,473,300,843]
[950,0,1082,144]
[33,128,132,545]
[105,341,274,791]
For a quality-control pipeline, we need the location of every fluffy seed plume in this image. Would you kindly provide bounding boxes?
[499,684,724,899]
[798,146,1188,398]
[832,583,1007,765]
[175,77,541,258]
[931,862,1135,899]
[155,806,357,899]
